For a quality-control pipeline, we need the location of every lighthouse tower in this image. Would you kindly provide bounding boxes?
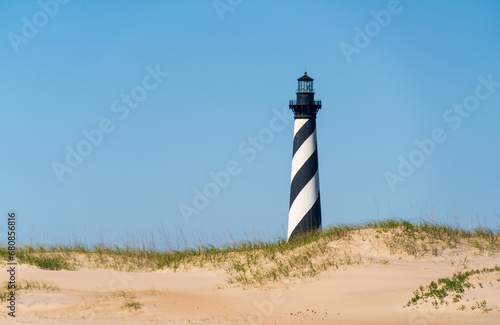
[287,72,322,241]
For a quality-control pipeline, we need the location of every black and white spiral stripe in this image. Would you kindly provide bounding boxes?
[287,118,321,240]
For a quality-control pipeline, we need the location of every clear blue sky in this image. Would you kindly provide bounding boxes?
[1,0,499,248]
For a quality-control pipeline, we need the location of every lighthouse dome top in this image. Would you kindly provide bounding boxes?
[298,72,313,81]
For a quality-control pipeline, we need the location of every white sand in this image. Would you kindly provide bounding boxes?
[1,236,499,324]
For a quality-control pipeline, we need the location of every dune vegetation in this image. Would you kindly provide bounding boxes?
[1,220,499,288]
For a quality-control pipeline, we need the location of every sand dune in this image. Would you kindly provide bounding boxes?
[1,228,499,324]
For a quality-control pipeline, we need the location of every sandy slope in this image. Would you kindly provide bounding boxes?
[1,232,499,324]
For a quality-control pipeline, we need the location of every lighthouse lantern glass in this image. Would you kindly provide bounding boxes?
[298,80,313,93]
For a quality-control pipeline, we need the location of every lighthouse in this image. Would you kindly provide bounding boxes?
[287,72,322,241]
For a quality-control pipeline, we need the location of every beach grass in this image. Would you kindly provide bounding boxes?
[1,220,499,286]
[405,265,500,311]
